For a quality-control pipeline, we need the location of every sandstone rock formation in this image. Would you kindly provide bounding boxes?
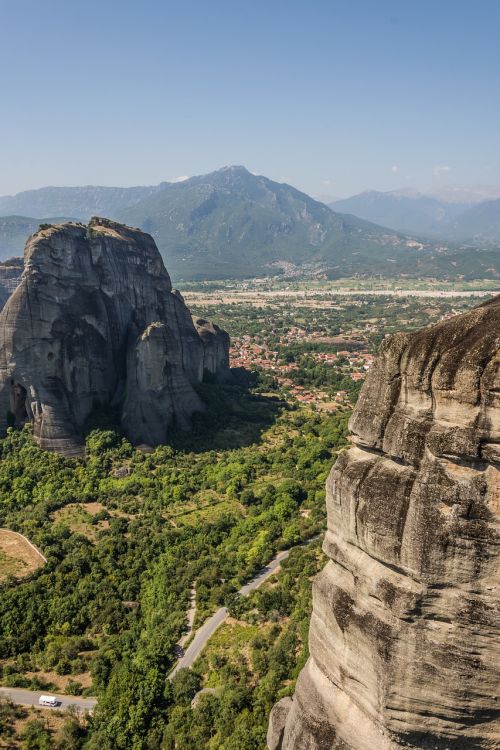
[0,257,22,309]
[269,297,500,750]
[0,218,230,455]
[193,316,231,382]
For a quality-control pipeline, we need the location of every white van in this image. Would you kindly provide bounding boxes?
[38,695,58,707]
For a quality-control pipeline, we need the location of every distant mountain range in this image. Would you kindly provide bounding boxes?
[331,186,500,244]
[0,167,499,280]
[0,215,74,258]
[426,184,500,204]
[0,184,166,221]
[117,166,448,280]
[450,197,500,243]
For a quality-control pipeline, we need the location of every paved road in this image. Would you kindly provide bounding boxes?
[168,547,293,679]
[1,540,319,706]
[0,686,96,712]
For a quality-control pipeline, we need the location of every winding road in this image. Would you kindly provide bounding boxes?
[168,546,293,679]
[1,539,319,707]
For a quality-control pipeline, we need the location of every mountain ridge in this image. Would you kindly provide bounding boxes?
[331,186,500,243]
[0,167,499,280]
[0,184,168,220]
[331,190,467,238]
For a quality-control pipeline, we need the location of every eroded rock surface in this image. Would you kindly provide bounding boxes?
[193,316,231,382]
[269,297,500,749]
[0,218,230,455]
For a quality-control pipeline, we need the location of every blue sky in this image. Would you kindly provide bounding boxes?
[0,0,499,197]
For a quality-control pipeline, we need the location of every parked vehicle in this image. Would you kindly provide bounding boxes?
[39,695,58,707]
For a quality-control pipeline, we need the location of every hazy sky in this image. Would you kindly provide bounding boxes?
[1,0,499,198]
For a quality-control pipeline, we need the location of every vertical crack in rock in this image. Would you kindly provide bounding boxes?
[269,296,500,750]
[0,218,231,455]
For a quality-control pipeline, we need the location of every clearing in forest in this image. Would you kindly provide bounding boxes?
[52,503,111,542]
[0,529,46,582]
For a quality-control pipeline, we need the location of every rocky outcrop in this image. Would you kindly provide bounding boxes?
[193,317,231,382]
[269,297,500,750]
[0,257,22,309]
[0,218,230,455]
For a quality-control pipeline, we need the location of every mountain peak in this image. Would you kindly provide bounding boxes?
[388,187,423,198]
[220,164,249,171]
[216,165,252,176]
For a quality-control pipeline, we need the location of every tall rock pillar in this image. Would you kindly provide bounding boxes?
[269,297,500,750]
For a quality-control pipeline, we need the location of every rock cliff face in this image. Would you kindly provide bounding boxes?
[0,257,23,309]
[193,316,231,382]
[269,297,500,750]
[0,218,230,455]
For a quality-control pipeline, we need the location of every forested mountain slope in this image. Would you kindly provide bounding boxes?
[1,168,499,280]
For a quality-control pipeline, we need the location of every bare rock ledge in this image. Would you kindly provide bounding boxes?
[269,296,500,750]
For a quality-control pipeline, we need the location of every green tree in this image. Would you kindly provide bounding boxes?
[21,719,53,750]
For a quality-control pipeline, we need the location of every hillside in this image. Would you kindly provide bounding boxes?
[118,166,489,281]
[330,189,464,237]
[1,168,499,280]
[0,184,165,221]
[448,197,500,243]
[117,166,438,279]
[331,187,500,247]
[0,216,73,259]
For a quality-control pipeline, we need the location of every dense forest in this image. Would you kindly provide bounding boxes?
[0,381,349,749]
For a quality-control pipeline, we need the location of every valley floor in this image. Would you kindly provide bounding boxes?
[0,282,494,749]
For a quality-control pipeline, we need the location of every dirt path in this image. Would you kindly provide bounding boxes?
[0,529,47,581]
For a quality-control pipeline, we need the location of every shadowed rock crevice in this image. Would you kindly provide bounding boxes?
[0,218,231,455]
[268,296,500,750]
